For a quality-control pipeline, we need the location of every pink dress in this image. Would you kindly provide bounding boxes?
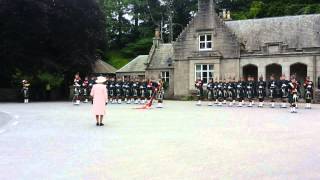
[90,84,108,115]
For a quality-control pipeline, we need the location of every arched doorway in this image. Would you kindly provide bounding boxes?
[290,63,307,83]
[243,64,258,80]
[266,63,282,80]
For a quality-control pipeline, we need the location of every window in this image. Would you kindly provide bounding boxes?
[161,71,170,82]
[195,64,214,84]
[199,34,212,51]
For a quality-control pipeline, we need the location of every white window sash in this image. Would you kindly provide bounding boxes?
[199,35,213,51]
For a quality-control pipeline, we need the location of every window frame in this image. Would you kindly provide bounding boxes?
[199,34,213,51]
[195,64,214,84]
[161,71,170,83]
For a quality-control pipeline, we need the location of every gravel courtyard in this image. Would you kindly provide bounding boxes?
[0,101,320,180]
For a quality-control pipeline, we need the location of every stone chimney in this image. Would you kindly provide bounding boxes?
[222,9,227,19]
[196,0,218,30]
[198,0,216,14]
[153,27,161,48]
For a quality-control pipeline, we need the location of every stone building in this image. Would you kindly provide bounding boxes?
[117,0,320,100]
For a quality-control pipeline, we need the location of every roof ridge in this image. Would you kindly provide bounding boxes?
[227,14,320,23]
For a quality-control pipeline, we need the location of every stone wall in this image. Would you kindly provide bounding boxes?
[240,55,316,80]
[173,61,190,96]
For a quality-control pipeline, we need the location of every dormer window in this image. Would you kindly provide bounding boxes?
[199,34,212,51]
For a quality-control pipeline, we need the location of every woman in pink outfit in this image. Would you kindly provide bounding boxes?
[90,76,108,126]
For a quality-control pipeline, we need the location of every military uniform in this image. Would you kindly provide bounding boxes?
[195,80,204,106]
[288,80,299,113]
[304,79,313,109]
[217,82,224,106]
[109,80,116,103]
[206,81,214,106]
[132,80,140,104]
[280,79,289,108]
[236,81,245,107]
[257,80,266,107]
[156,80,164,108]
[227,82,236,106]
[22,80,30,103]
[115,80,123,104]
[213,81,218,104]
[82,78,89,103]
[268,80,278,108]
[73,77,82,105]
[246,80,255,107]
[139,80,147,104]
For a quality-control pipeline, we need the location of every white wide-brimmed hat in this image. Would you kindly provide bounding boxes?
[95,76,106,83]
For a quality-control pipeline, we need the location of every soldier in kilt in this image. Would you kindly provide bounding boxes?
[236,78,245,107]
[217,80,224,106]
[246,76,255,107]
[156,79,164,108]
[207,78,214,106]
[108,77,116,104]
[213,78,219,104]
[140,79,147,104]
[303,76,313,109]
[82,76,90,103]
[280,75,289,108]
[288,75,299,113]
[22,80,31,103]
[132,78,140,104]
[268,75,278,108]
[222,79,228,104]
[115,78,123,104]
[227,78,236,106]
[257,76,266,108]
[195,78,204,106]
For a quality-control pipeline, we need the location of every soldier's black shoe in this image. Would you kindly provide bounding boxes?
[96,123,99,126]
[99,123,104,126]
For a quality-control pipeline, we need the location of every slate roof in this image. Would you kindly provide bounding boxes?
[225,14,320,51]
[93,60,117,74]
[147,44,174,69]
[116,55,148,73]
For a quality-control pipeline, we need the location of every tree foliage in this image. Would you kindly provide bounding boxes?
[0,0,319,98]
[0,0,106,88]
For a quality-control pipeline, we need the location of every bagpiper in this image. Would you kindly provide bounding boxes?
[73,73,82,105]
[279,75,289,108]
[257,76,266,108]
[22,80,31,103]
[268,75,278,108]
[288,75,299,113]
[303,76,313,109]
[146,79,153,102]
[156,79,164,108]
[145,78,160,108]
[207,78,214,106]
[195,78,204,106]
[82,76,90,103]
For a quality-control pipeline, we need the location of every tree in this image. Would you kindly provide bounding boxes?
[0,0,106,93]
